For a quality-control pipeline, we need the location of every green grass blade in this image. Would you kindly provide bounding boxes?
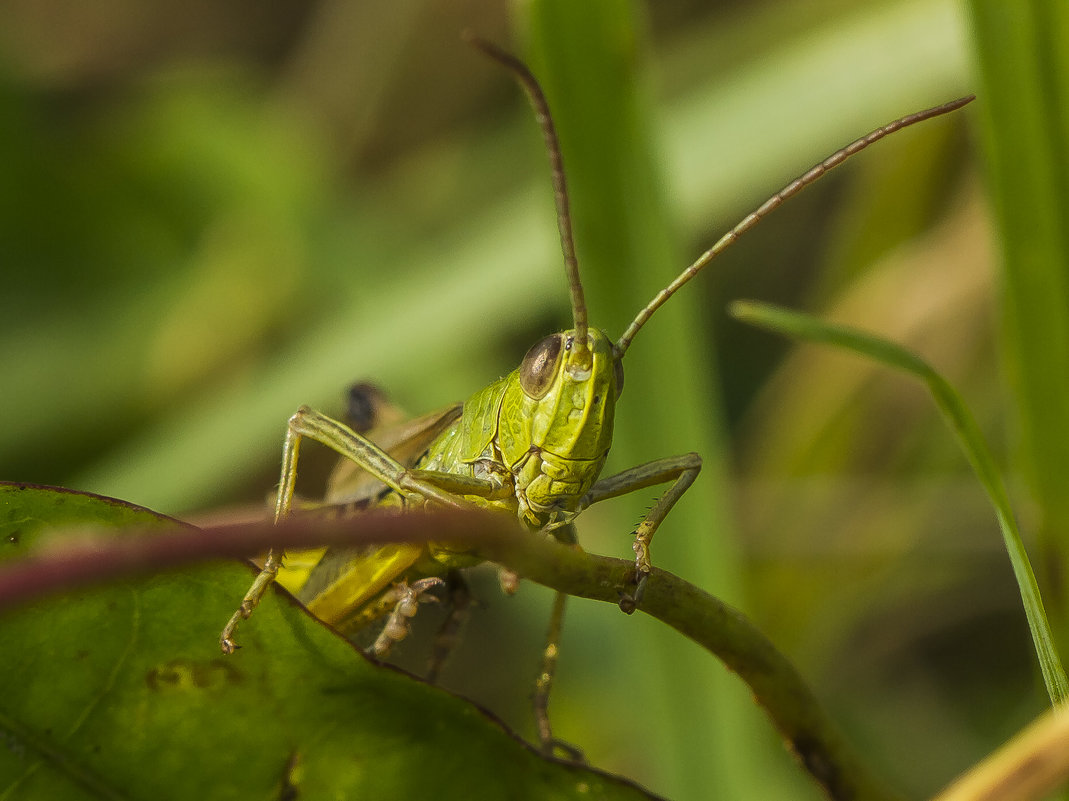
[731,299,1069,706]
[964,1,1069,591]
[518,3,779,798]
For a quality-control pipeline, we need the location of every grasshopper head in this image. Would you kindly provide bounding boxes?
[495,326,622,521]
[511,327,623,458]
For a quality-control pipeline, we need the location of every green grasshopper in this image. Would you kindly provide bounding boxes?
[219,37,972,751]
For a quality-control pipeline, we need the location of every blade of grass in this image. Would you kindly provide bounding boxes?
[518,2,773,798]
[964,1,1069,604]
[730,299,1069,706]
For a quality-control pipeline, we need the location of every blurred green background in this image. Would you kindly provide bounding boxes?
[2,0,1062,798]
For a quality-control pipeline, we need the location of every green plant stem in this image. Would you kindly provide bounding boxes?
[0,488,896,801]
[475,531,901,801]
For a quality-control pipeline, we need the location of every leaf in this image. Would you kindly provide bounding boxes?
[0,484,660,800]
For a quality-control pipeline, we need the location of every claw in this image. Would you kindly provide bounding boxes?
[617,573,648,615]
[220,606,251,654]
[371,577,445,657]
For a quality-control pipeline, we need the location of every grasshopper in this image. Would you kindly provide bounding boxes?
[220,37,972,751]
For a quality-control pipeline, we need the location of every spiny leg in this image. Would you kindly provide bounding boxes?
[220,406,497,654]
[583,452,702,612]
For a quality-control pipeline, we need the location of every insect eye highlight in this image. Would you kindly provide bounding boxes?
[519,334,563,399]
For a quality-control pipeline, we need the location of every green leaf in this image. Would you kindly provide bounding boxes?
[730,300,1069,707]
[0,484,660,800]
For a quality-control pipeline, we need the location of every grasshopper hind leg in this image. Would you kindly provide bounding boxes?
[220,405,496,653]
[218,406,411,653]
[219,408,309,653]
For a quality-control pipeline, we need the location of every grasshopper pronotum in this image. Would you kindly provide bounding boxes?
[220,36,972,753]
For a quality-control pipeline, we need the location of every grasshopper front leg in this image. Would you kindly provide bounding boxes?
[583,452,702,612]
[220,406,499,654]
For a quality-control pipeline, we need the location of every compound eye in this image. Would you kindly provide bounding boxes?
[519,334,563,399]
[613,358,625,399]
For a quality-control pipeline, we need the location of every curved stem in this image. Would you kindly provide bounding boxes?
[0,490,896,801]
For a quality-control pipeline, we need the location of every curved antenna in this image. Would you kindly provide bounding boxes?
[615,95,975,357]
[464,33,589,356]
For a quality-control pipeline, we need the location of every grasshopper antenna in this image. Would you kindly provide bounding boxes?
[615,94,976,357]
[464,33,590,362]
